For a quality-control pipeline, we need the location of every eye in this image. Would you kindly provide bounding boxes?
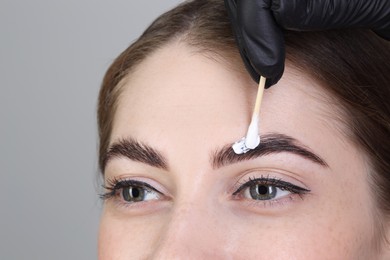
[233,177,309,202]
[244,184,291,200]
[101,179,161,204]
[121,185,159,202]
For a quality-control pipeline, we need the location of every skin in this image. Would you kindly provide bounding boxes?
[98,42,389,259]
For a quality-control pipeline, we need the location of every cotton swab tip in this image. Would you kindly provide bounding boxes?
[244,116,260,149]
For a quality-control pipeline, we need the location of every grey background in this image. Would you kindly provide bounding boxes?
[1,1,183,259]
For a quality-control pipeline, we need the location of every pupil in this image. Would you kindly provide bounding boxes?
[131,188,140,198]
[257,185,268,195]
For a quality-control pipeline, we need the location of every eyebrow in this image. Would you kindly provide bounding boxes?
[103,133,328,172]
[211,133,328,169]
[103,138,168,171]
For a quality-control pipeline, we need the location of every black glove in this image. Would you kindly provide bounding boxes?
[225,0,390,88]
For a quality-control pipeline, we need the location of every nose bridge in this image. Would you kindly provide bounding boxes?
[151,200,226,259]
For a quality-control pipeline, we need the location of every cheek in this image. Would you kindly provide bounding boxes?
[236,213,375,259]
[294,190,377,258]
[98,210,167,260]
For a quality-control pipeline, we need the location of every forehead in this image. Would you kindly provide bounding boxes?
[110,42,350,168]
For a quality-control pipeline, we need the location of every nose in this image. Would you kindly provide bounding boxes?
[150,201,233,259]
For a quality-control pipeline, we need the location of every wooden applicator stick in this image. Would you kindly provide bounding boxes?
[244,76,266,149]
[253,76,266,120]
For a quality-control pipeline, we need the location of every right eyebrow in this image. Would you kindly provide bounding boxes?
[102,138,168,171]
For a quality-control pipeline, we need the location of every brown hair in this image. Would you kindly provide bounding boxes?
[98,0,390,220]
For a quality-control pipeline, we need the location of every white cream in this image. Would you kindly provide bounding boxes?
[232,138,250,154]
[232,116,260,155]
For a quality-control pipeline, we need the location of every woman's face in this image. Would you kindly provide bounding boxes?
[99,43,385,259]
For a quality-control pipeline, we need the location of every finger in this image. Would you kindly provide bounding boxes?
[273,0,390,32]
[238,0,285,86]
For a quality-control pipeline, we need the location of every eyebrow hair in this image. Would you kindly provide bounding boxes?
[102,138,168,171]
[211,133,328,169]
[103,133,327,172]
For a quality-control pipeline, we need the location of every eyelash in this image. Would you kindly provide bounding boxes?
[100,176,310,208]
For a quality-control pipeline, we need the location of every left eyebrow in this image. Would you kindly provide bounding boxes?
[211,133,328,169]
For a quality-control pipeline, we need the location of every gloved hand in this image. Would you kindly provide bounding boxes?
[225,0,390,88]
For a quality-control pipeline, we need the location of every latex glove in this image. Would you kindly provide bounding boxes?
[225,0,390,88]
